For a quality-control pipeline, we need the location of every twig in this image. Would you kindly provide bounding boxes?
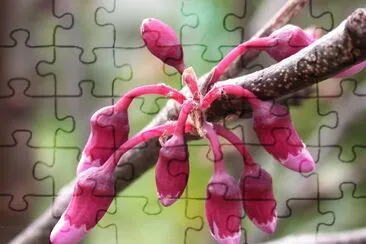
[263,227,366,244]
[205,8,366,121]
[220,0,310,81]
[11,5,366,244]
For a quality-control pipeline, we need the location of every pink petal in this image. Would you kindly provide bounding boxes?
[335,60,366,78]
[241,165,277,233]
[155,135,189,206]
[206,173,242,243]
[50,215,87,244]
[51,165,115,243]
[141,18,185,73]
[77,106,129,174]
[266,24,315,61]
[253,102,315,173]
[304,26,322,40]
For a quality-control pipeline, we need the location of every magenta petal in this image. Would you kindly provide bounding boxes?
[50,215,87,244]
[335,60,366,78]
[253,102,315,173]
[266,24,314,61]
[241,165,277,233]
[155,135,189,206]
[77,106,129,174]
[50,165,115,243]
[141,18,185,73]
[206,173,242,243]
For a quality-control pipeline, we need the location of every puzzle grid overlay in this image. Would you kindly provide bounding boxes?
[1,0,366,243]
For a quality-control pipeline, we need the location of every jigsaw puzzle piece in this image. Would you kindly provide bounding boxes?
[114,48,182,117]
[54,0,114,62]
[0,132,54,212]
[0,0,71,46]
[88,196,202,244]
[181,0,246,62]
[285,96,337,164]
[55,81,114,148]
[0,79,73,146]
[184,195,241,244]
[0,31,54,96]
[0,196,53,243]
[317,147,366,198]
[318,183,366,232]
[177,45,217,80]
[96,0,188,49]
[34,148,80,193]
[55,79,164,150]
[37,47,133,96]
[301,0,366,32]
[319,79,366,162]
[271,198,334,240]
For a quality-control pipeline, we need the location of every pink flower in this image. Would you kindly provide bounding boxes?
[141,18,185,73]
[77,106,129,174]
[155,101,194,206]
[213,123,278,233]
[265,24,315,61]
[182,67,200,101]
[266,25,365,76]
[252,101,315,173]
[202,85,315,173]
[240,164,277,233]
[206,173,242,244]
[155,134,189,206]
[50,163,115,244]
[336,60,366,77]
[77,84,186,175]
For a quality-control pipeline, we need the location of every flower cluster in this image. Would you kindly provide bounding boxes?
[50,18,365,244]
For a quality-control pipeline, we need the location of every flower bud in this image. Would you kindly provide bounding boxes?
[50,164,115,243]
[336,60,366,78]
[77,106,129,174]
[252,102,315,173]
[205,173,242,244]
[265,24,315,61]
[141,18,185,73]
[155,134,189,206]
[240,165,277,233]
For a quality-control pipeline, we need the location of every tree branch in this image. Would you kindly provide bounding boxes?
[11,4,366,244]
[205,8,366,121]
[221,0,309,80]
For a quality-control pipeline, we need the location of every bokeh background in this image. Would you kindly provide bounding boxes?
[1,0,366,243]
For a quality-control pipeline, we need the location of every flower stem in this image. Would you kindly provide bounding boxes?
[201,84,261,110]
[202,122,226,174]
[209,37,276,85]
[116,84,187,111]
[213,124,256,168]
[174,101,195,136]
[182,67,200,101]
[103,121,194,171]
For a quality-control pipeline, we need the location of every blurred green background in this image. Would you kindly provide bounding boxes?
[1,0,366,243]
